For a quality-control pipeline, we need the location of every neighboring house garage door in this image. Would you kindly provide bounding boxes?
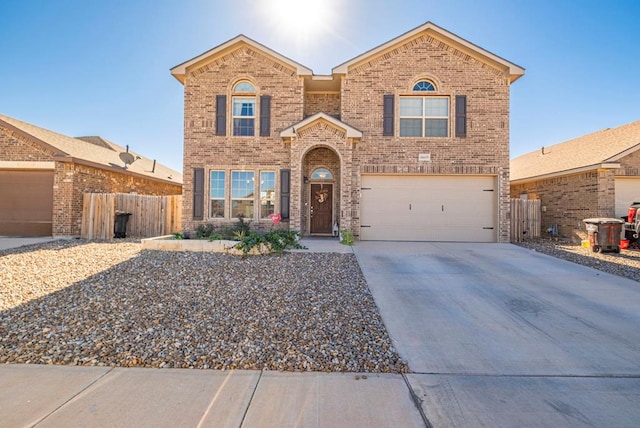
[615,178,640,219]
[360,175,497,242]
[0,170,53,236]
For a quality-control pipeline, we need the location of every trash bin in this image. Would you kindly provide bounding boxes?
[114,211,132,238]
[583,218,623,253]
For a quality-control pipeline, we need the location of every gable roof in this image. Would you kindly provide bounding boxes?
[511,120,640,182]
[280,112,363,139]
[0,114,182,185]
[332,21,525,83]
[170,35,313,84]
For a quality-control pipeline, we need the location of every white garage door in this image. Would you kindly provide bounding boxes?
[615,178,640,219]
[360,175,497,242]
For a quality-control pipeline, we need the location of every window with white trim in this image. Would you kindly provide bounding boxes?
[231,171,255,218]
[399,97,449,137]
[260,171,276,218]
[232,82,256,136]
[209,170,225,218]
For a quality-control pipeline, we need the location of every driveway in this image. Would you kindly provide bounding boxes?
[0,237,56,251]
[354,242,640,427]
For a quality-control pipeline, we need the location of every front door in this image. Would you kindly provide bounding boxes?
[310,183,333,234]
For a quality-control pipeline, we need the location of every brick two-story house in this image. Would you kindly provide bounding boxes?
[171,22,524,242]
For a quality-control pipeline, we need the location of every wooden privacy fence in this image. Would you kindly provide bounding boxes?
[510,198,541,242]
[81,193,182,239]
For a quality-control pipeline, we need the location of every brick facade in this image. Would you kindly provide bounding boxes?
[511,170,614,240]
[1,125,182,237]
[512,150,640,241]
[176,23,521,242]
[0,131,57,161]
[617,150,640,177]
[341,33,511,241]
[53,162,182,236]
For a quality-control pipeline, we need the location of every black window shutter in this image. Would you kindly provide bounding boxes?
[280,169,290,220]
[215,95,226,136]
[260,95,271,137]
[383,94,394,136]
[193,168,204,220]
[455,95,467,138]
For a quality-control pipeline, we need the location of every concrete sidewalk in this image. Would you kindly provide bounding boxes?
[0,237,58,251]
[0,365,425,427]
[0,237,425,427]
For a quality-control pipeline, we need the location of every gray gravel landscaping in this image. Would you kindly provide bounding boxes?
[514,238,640,282]
[0,240,407,373]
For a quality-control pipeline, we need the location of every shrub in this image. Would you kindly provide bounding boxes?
[340,230,354,246]
[195,223,216,239]
[235,229,305,256]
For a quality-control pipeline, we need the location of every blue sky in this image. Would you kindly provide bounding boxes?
[1,0,638,173]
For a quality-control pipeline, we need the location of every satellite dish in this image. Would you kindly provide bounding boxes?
[119,152,135,168]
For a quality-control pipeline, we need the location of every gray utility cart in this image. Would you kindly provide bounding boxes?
[583,218,623,253]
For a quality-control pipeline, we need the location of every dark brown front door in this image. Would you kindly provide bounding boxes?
[310,183,332,234]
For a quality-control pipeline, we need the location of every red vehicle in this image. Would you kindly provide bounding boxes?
[623,202,640,242]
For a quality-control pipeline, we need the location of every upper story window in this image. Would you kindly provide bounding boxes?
[234,81,255,92]
[413,80,436,91]
[399,97,449,137]
[232,81,256,136]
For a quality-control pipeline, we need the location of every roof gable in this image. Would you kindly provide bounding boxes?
[333,21,525,83]
[0,114,182,185]
[511,120,640,182]
[170,35,313,84]
[280,112,363,139]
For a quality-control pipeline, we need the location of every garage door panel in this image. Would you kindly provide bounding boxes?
[615,178,640,219]
[360,175,496,242]
[0,171,53,236]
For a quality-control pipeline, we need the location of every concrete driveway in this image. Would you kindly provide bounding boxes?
[354,242,640,427]
[0,237,56,251]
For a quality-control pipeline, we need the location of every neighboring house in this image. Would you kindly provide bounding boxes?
[0,114,183,237]
[171,21,524,242]
[511,120,640,240]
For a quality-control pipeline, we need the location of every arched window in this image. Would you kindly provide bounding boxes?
[232,81,256,136]
[233,81,256,93]
[311,168,333,180]
[413,80,436,91]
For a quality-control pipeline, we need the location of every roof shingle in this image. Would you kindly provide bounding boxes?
[0,114,182,185]
[511,120,640,181]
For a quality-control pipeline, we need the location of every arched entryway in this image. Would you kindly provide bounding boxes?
[302,146,341,236]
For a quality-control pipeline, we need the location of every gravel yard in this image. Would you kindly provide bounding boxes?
[514,238,640,282]
[0,240,407,373]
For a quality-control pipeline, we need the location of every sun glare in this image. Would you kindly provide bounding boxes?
[263,0,335,44]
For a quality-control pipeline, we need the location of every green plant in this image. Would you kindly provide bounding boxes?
[264,229,305,254]
[340,229,354,246]
[233,230,247,241]
[235,229,305,256]
[172,232,184,240]
[232,216,252,236]
[195,223,216,239]
[235,230,266,255]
